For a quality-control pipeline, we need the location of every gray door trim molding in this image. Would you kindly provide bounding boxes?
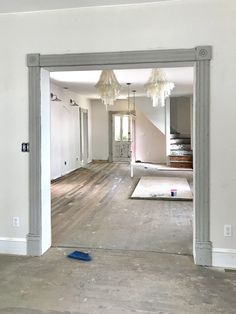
[27,61,42,255]
[27,46,212,265]
[34,47,208,67]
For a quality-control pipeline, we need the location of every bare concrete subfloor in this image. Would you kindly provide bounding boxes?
[1,248,236,314]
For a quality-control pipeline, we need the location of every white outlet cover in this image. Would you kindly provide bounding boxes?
[224,224,232,237]
[13,216,20,227]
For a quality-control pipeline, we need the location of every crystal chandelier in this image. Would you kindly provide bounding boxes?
[95,70,121,110]
[145,68,175,107]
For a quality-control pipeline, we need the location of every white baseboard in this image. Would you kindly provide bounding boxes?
[212,248,236,269]
[0,237,27,255]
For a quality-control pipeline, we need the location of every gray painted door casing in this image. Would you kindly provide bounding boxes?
[27,46,212,265]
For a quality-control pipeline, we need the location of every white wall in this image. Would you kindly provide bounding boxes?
[51,84,80,179]
[136,97,166,134]
[41,69,52,253]
[0,0,235,263]
[91,100,109,160]
[135,109,166,163]
[91,98,166,163]
[170,96,191,135]
[91,99,132,161]
[50,83,92,180]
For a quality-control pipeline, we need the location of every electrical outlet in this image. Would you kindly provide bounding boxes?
[224,224,232,237]
[13,216,20,227]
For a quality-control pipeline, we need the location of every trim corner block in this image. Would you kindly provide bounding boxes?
[195,46,212,60]
[27,233,41,256]
[195,241,212,266]
[27,54,41,67]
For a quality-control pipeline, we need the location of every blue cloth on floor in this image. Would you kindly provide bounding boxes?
[67,250,92,261]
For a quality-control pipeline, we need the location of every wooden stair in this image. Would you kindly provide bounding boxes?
[169,134,193,169]
[169,155,193,168]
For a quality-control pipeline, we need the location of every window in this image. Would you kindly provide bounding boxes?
[114,116,121,141]
[114,115,131,142]
[122,116,129,141]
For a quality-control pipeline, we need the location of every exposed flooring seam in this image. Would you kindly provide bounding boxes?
[52,245,193,257]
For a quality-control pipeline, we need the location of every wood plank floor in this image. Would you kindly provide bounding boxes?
[51,162,193,254]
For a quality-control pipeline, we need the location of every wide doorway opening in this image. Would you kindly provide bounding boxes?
[27,47,212,265]
[49,66,193,255]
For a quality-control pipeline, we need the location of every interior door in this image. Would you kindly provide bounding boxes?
[61,107,70,175]
[112,114,133,162]
[80,109,89,165]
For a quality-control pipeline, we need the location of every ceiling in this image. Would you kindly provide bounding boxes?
[50,67,194,99]
[0,0,170,14]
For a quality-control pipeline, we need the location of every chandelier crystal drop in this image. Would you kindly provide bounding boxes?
[145,68,175,107]
[95,70,121,110]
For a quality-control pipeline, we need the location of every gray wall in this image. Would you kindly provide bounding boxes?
[170,96,191,135]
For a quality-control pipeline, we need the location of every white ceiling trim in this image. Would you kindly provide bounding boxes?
[0,0,171,14]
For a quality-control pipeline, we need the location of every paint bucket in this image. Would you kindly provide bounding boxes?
[171,189,177,197]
